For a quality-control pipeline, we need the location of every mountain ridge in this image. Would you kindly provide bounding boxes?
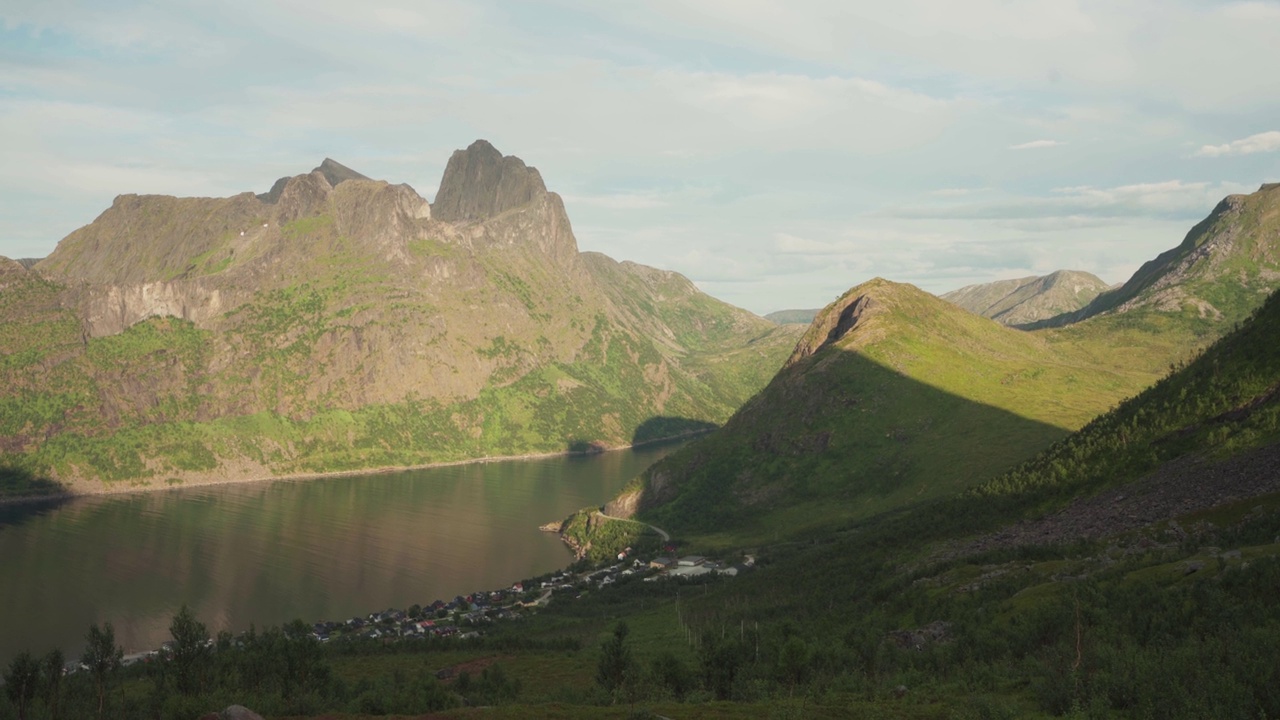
[942,269,1110,325]
[0,141,802,496]
[605,182,1280,543]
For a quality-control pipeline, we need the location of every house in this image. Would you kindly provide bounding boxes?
[678,556,706,567]
[650,556,674,569]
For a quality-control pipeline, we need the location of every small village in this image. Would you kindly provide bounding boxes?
[304,549,755,646]
[105,548,755,670]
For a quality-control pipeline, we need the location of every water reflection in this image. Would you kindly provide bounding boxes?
[0,441,683,667]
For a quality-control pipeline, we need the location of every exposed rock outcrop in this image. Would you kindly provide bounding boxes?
[0,256,28,290]
[432,139,548,222]
[313,157,370,187]
[273,171,333,225]
[259,158,369,203]
[786,287,879,366]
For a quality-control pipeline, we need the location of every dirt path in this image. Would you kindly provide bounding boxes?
[596,510,670,542]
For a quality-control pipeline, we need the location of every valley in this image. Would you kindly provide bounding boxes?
[3,144,1280,719]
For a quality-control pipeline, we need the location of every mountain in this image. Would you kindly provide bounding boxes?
[607,278,1164,541]
[607,183,1280,543]
[256,158,370,204]
[941,269,1110,325]
[1033,182,1280,329]
[0,140,802,496]
[763,308,819,325]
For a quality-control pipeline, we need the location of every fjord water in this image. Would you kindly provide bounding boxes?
[0,441,685,668]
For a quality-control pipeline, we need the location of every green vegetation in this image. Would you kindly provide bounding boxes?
[6,286,1280,716]
[627,280,1171,546]
[979,288,1280,502]
[560,510,662,564]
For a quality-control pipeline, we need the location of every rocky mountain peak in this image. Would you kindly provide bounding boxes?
[432,139,548,223]
[257,158,369,204]
[313,158,370,187]
[273,171,333,224]
[0,256,28,289]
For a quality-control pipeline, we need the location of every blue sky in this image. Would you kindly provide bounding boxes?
[2,0,1278,314]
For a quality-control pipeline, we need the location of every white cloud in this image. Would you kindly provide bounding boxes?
[885,180,1254,222]
[1009,139,1064,150]
[560,192,669,210]
[1194,130,1280,157]
[2,0,1278,314]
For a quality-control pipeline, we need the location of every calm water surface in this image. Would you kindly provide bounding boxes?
[0,441,684,667]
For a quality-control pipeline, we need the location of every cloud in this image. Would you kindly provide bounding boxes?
[560,192,669,210]
[931,187,988,197]
[883,180,1253,222]
[1194,130,1280,157]
[1009,139,1064,150]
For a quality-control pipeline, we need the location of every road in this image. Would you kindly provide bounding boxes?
[595,511,670,543]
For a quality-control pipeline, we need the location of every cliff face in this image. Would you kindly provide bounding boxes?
[2,143,802,492]
[431,140,549,223]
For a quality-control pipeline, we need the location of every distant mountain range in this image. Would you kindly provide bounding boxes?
[941,269,1112,326]
[0,140,801,497]
[764,309,819,325]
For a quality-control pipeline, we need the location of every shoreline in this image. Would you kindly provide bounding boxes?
[0,430,706,507]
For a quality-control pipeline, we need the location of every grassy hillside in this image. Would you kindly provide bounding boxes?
[606,184,1280,547]
[1035,183,1280,328]
[10,289,1279,717]
[610,280,1162,546]
[977,286,1280,504]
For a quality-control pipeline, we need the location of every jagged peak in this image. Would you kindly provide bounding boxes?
[432,139,548,223]
[257,158,371,204]
[313,158,370,187]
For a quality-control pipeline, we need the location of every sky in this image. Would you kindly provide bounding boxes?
[2,1,1279,314]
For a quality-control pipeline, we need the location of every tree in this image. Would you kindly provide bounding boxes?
[650,650,693,700]
[699,633,743,701]
[3,651,40,720]
[596,620,635,699]
[281,619,326,699]
[169,604,212,696]
[82,623,122,720]
[776,636,811,691]
[42,648,65,720]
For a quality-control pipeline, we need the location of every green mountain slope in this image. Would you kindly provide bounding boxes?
[607,184,1280,545]
[1035,182,1280,328]
[978,286,1280,505]
[608,279,1162,543]
[942,269,1111,326]
[0,141,801,497]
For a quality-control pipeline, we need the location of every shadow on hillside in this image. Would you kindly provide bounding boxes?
[566,439,609,455]
[630,417,718,445]
[0,466,69,528]
[643,347,1079,538]
[562,417,717,456]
